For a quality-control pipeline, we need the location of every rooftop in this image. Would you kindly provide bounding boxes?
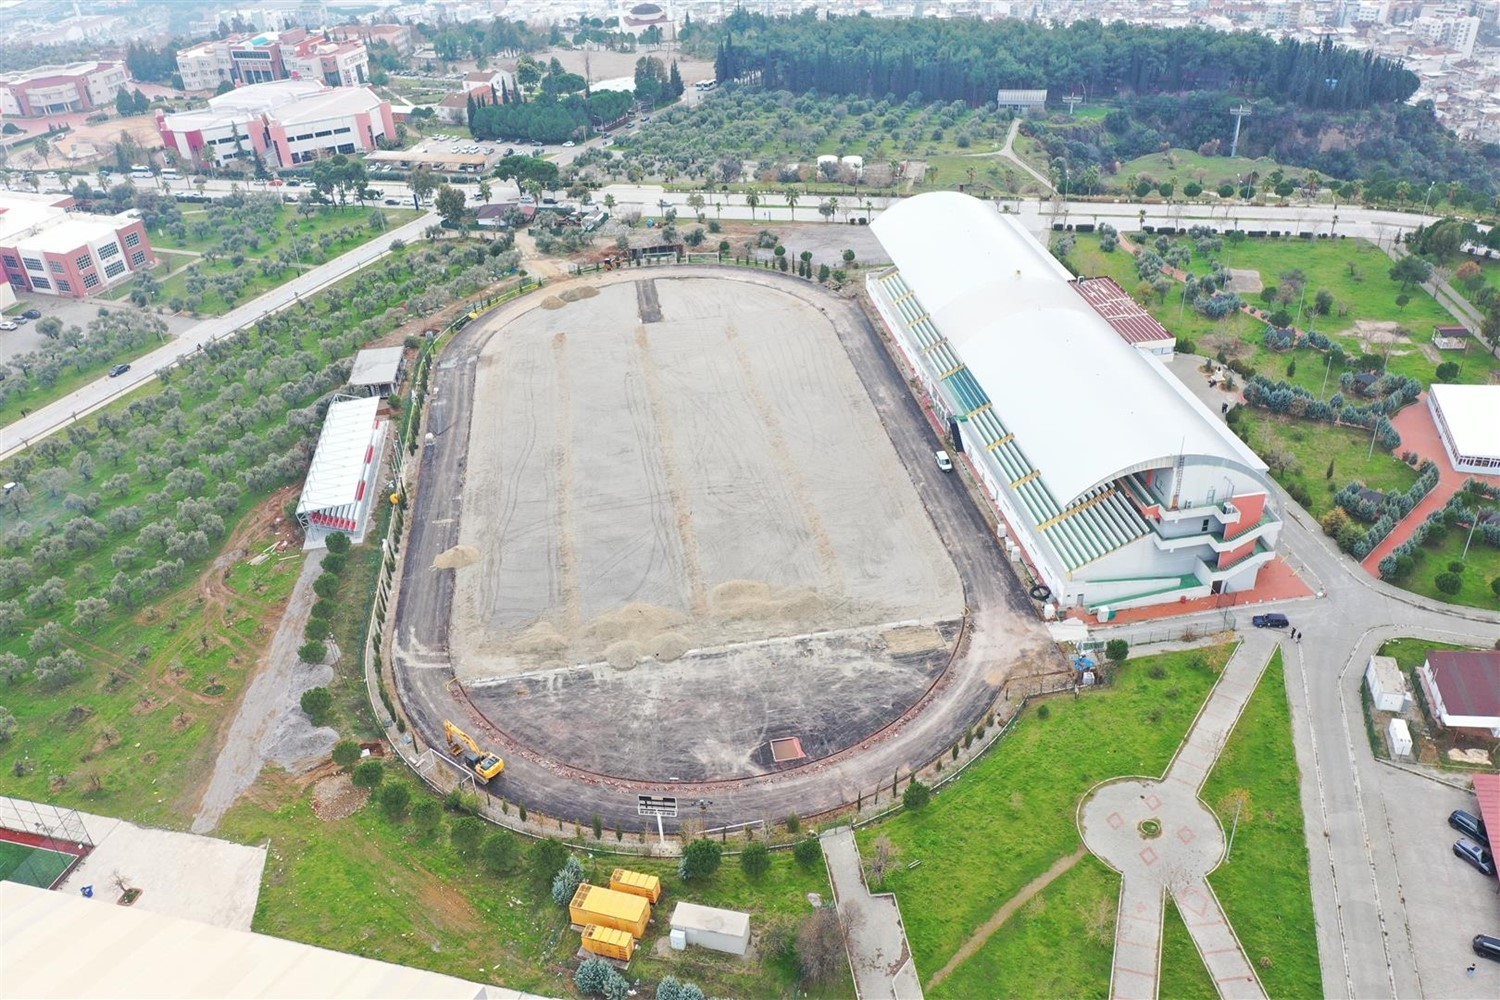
[1426,649,1500,720]
[1072,276,1176,347]
[162,81,384,131]
[1430,383,1500,459]
[669,901,751,936]
[870,192,1264,506]
[0,61,120,84]
[349,346,404,387]
[297,396,381,515]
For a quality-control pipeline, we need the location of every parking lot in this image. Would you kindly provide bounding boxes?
[1379,766,1499,992]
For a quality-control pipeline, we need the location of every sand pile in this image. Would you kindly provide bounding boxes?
[540,295,566,310]
[432,545,480,569]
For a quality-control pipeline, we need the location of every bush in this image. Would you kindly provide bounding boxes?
[1436,361,1459,381]
[450,815,487,855]
[482,830,520,873]
[531,838,568,881]
[324,532,351,555]
[298,640,327,664]
[551,855,586,904]
[1491,577,1500,598]
[740,841,771,878]
[1448,560,1466,574]
[309,599,336,620]
[784,813,801,835]
[1434,572,1463,595]
[312,572,341,600]
[331,739,361,770]
[299,686,332,723]
[793,836,822,867]
[902,779,931,811]
[575,958,629,999]
[679,838,723,880]
[411,798,442,836]
[321,553,346,575]
[303,618,331,641]
[351,759,384,789]
[1105,639,1129,663]
[379,782,411,820]
[1037,703,1051,720]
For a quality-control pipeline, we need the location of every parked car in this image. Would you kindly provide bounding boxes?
[934,450,954,473]
[1252,613,1290,629]
[1475,934,1500,963]
[108,363,131,378]
[13,315,28,324]
[286,179,302,187]
[384,198,401,206]
[1450,809,1490,846]
[562,140,576,147]
[1454,838,1496,876]
[0,321,16,331]
[21,308,41,319]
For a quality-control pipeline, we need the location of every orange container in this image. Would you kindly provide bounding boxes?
[609,868,662,903]
[569,884,650,939]
[582,925,636,962]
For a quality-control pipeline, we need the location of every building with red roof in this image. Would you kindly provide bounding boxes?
[1419,650,1500,737]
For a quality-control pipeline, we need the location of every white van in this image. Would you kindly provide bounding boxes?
[161,169,179,180]
[935,451,954,472]
[130,168,152,180]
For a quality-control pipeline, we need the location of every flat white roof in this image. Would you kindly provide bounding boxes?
[162,81,382,133]
[1431,383,1500,459]
[350,346,404,386]
[871,192,1265,504]
[669,901,751,937]
[1,882,541,999]
[14,215,129,256]
[297,396,381,514]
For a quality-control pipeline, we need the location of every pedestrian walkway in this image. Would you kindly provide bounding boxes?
[1080,640,1276,1000]
[821,827,924,1000]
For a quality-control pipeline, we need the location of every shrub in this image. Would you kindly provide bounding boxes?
[331,739,360,770]
[793,836,822,868]
[450,815,486,856]
[532,838,568,881]
[304,618,331,641]
[1436,361,1459,381]
[298,640,327,664]
[1434,572,1463,595]
[324,531,351,555]
[482,830,520,873]
[309,599,336,620]
[740,841,770,878]
[411,798,442,836]
[1037,703,1051,720]
[902,779,931,811]
[312,572,340,599]
[299,686,332,723]
[379,782,411,820]
[784,813,801,835]
[1448,560,1466,574]
[1491,577,1500,598]
[551,856,586,903]
[679,838,723,880]
[321,553,346,575]
[351,759,384,789]
[1105,639,1129,663]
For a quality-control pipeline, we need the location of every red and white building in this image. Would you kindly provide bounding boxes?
[326,23,416,57]
[0,192,155,299]
[1419,650,1500,738]
[0,61,130,118]
[296,395,386,547]
[157,80,395,169]
[175,29,368,93]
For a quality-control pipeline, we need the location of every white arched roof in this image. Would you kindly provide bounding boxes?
[871,192,1265,503]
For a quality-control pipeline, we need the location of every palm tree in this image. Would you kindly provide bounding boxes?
[603,193,616,213]
[478,178,492,205]
[783,186,799,220]
[745,188,759,221]
[828,195,839,222]
[33,136,50,169]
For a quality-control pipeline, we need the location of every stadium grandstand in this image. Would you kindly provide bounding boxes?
[867,192,1282,617]
[295,395,386,547]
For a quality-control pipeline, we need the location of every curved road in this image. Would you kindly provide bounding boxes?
[389,266,1064,831]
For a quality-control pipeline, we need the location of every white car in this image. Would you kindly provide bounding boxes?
[562,140,576,148]
[934,450,954,472]
[0,321,17,331]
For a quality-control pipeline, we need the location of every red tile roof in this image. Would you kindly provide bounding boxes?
[1426,650,1500,719]
[1071,276,1176,346]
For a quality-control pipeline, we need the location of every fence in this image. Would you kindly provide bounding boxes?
[0,795,93,849]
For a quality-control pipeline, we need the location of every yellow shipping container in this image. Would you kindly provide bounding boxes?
[610,868,662,903]
[569,884,651,939]
[581,925,636,962]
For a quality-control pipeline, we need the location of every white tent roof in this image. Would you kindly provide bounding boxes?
[1,881,542,999]
[296,396,380,514]
[1430,383,1500,459]
[350,346,404,387]
[871,192,1265,503]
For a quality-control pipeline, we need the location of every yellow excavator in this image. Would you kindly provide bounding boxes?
[442,720,505,781]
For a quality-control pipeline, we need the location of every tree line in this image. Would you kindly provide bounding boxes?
[710,13,1418,111]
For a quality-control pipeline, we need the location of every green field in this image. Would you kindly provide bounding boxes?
[1387,526,1500,610]
[0,839,74,887]
[1201,650,1321,999]
[1118,150,1325,195]
[857,645,1231,983]
[1160,896,1218,1000]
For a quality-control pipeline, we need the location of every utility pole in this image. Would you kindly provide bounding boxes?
[1229,105,1253,159]
[1063,94,1082,115]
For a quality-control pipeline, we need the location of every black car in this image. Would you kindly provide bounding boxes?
[286,179,302,187]
[1252,613,1289,628]
[108,363,131,378]
[1454,838,1496,876]
[1476,934,1500,963]
[384,198,401,206]
[1450,809,1489,847]
[20,308,41,320]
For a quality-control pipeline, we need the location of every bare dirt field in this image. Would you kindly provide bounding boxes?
[449,276,963,682]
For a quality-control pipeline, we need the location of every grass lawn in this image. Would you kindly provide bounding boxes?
[1231,410,1418,519]
[152,204,418,259]
[1160,896,1218,1000]
[0,331,171,427]
[857,645,1232,978]
[1201,650,1321,1000]
[219,770,850,999]
[929,855,1118,1000]
[1394,527,1500,610]
[1376,636,1467,672]
[154,257,311,317]
[1118,150,1323,192]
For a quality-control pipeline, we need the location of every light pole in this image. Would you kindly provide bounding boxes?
[1420,181,1437,221]
[1320,351,1334,395]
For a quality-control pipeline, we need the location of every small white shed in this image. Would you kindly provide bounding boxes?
[1364,656,1412,714]
[668,901,750,956]
[1387,717,1413,758]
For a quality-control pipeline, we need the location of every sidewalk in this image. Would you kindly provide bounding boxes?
[821,828,924,1000]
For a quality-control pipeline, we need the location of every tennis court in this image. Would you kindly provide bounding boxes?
[0,837,80,889]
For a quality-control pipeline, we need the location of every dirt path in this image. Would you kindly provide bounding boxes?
[190,549,327,833]
[924,846,1089,990]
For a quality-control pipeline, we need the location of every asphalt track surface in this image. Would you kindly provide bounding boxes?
[391,267,1059,829]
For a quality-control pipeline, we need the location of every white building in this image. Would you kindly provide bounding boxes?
[0,192,155,299]
[1365,655,1412,713]
[668,902,750,956]
[1387,717,1413,758]
[1411,13,1480,58]
[0,61,129,117]
[1418,650,1500,737]
[868,193,1282,615]
[175,39,235,93]
[1427,384,1500,473]
[157,80,395,170]
[349,346,405,398]
[175,29,368,93]
[295,395,386,547]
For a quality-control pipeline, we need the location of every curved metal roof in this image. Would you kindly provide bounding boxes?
[871,192,1265,503]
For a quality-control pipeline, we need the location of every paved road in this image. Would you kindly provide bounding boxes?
[821,827,923,1000]
[0,210,437,462]
[389,265,1057,829]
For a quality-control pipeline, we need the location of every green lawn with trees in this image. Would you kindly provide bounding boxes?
[1201,651,1321,999]
[856,645,1232,985]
